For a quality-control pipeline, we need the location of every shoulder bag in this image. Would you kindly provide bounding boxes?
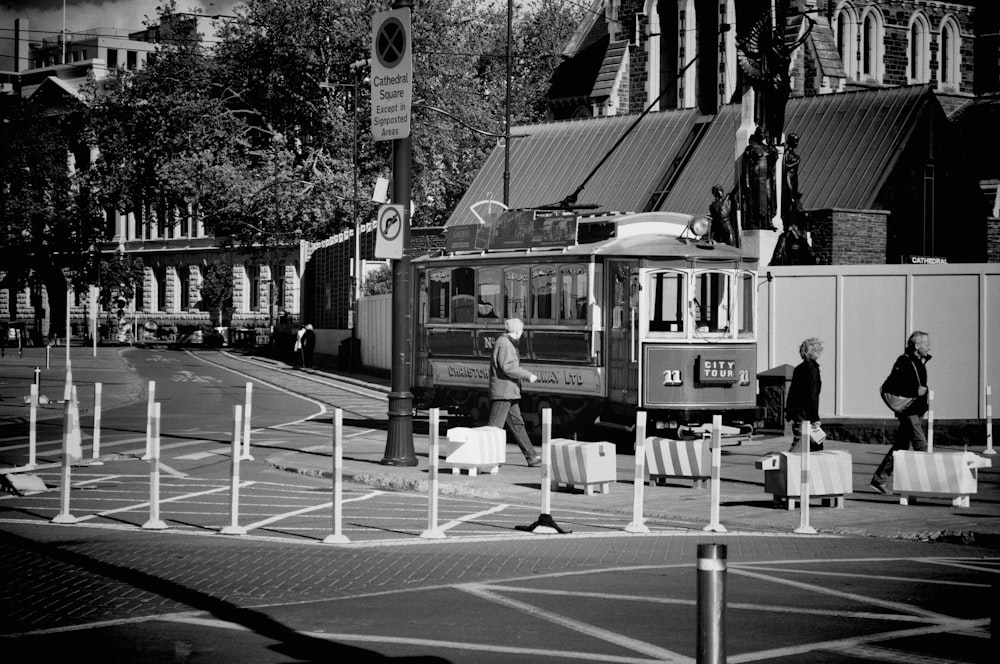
[879,359,920,414]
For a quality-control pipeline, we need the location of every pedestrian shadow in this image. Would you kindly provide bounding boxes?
[0,529,449,662]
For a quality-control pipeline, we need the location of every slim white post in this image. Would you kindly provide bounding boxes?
[46,344,50,369]
[27,383,38,469]
[540,408,552,516]
[91,382,103,464]
[985,386,994,455]
[220,405,247,535]
[794,420,817,535]
[142,403,167,530]
[324,408,350,544]
[51,397,78,524]
[703,415,727,533]
[927,390,935,453]
[241,382,254,460]
[626,411,650,533]
[143,381,155,460]
[421,408,445,539]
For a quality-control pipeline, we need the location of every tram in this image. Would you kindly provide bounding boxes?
[411,207,758,437]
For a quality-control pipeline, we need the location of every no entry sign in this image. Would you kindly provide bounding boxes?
[370,8,412,141]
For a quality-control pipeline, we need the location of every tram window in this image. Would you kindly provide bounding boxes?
[693,272,732,334]
[559,265,588,324]
[530,266,557,323]
[428,269,450,321]
[504,267,528,320]
[738,272,754,337]
[452,267,475,323]
[477,267,501,320]
[649,271,685,333]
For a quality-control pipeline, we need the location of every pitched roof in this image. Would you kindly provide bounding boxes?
[445,86,937,226]
[662,85,935,214]
[444,108,703,226]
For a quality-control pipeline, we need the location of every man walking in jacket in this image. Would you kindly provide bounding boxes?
[871,331,932,495]
[488,318,541,466]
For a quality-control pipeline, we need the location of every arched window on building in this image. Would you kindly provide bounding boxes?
[908,13,930,83]
[179,266,190,312]
[861,8,883,84]
[939,17,961,91]
[246,264,261,313]
[835,2,859,81]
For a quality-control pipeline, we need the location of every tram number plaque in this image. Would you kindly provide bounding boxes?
[662,369,683,386]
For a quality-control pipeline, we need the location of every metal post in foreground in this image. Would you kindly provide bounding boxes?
[51,397,78,524]
[985,386,994,455]
[703,415,727,533]
[381,0,417,467]
[91,382,103,464]
[142,402,167,530]
[324,408,350,544]
[28,383,38,469]
[626,410,650,533]
[696,543,727,664]
[34,366,40,389]
[927,390,935,452]
[143,380,155,460]
[540,408,552,515]
[794,420,817,535]
[421,408,445,539]
[241,382,254,460]
[220,405,247,535]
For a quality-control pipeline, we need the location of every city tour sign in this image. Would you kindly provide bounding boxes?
[370,8,412,141]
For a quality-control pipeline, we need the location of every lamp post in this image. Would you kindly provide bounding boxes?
[349,58,369,373]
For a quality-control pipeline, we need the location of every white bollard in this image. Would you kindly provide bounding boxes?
[142,403,167,530]
[421,408,446,539]
[143,381,155,460]
[241,382,254,460]
[51,397,79,524]
[324,408,350,544]
[983,386,994,456]
[27,383,38,469]
[927,390,935,453]
[220,405,247,535]
[793,420,817,535]
[540,408,552,516]
[703,415,727,533]
[91,382,103,464]
[625,411,651,533]
[46,345,50,369]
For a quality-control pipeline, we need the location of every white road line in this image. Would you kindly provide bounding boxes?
[161,615,657,663]
[919,558,1000,574]
[73,483,250,522]
[729,568,961,621]
[735,565,991,588]
[242,491,383,530]
[728,620,989,664]
[827,643,982,664]
[68,475,124,487]
[458,582,693,663]
[436,504,510,533]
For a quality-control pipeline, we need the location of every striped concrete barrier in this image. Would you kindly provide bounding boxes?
[645,437,711,488]
[892,450,992,507]
[443,426,506,476]
[550,439,616,495]
[756,450,853,510]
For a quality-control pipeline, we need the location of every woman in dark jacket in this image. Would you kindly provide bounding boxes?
[785,337,823,452]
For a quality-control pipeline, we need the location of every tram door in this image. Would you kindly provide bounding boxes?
[606,260,639,405]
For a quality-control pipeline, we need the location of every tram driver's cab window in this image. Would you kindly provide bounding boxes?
[477,267,501,320]
[504,267,528,320]
[648,271,685,334]
[737,271,754,338]
[427,269,450,321]
[530,266,557,323]
[692,271,732,335]
[559,265,588,324]
[451,267,475,322]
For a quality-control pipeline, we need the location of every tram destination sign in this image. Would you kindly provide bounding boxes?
[446,209,578,252]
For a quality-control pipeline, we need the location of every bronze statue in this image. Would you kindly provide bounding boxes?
[708,184,738,246]
[740,128,776,230]
[782,132,803,224]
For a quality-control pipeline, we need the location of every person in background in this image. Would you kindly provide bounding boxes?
[488,318,541,467]
[785,337,823,452]
[871,331,932,495]
[302,324,316,369]
[293,324,306,367]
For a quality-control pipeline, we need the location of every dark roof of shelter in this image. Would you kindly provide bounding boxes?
[591,40,628,100]
[663,85,935,214]
[806,16,847,79]
[446,86,937,226]
[548,34,609,101]
[445,109,703,226]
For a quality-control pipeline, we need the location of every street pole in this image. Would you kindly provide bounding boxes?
[350,58,366,373]
[381,0,417,466]
[503,0,512,206]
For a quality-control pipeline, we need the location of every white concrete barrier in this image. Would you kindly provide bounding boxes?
[756,450,853,509]
[646,436,711,487]
[444,426,506,475]
[549,439,616,495]
[892,450,992,508]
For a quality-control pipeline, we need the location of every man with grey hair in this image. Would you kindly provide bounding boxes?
[871,331,932,495]
[488,318,541,466]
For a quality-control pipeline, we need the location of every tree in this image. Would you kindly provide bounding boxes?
[0,95,104,336]
[99,252,145,309]
[198,262,234,327]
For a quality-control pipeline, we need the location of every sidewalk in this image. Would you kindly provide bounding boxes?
[3,345,998,547]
